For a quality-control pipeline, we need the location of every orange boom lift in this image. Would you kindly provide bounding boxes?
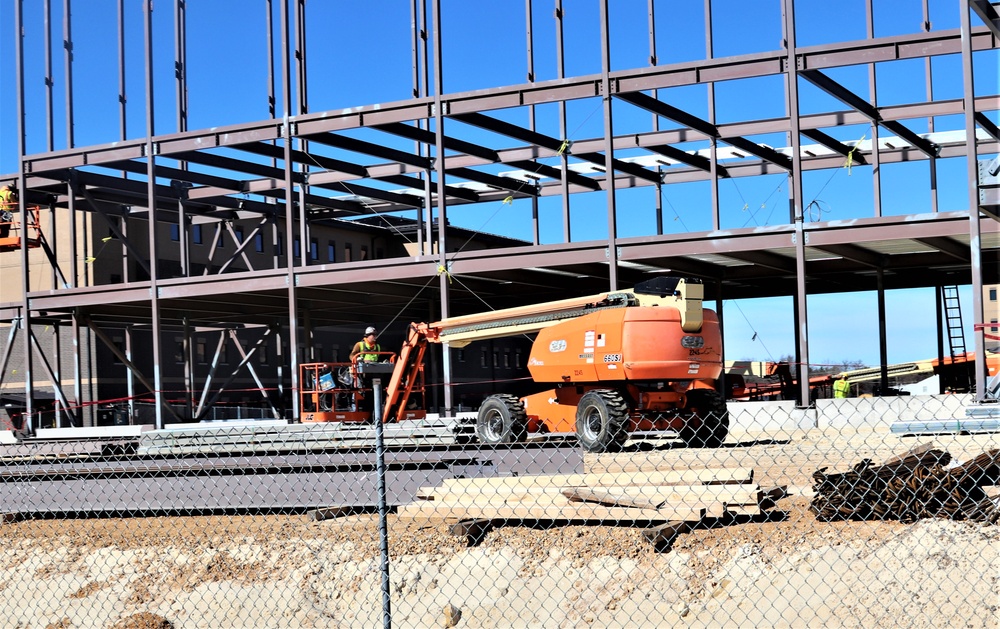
[300,277,728,452]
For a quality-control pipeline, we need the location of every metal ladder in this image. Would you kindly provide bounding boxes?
[942,286,967,360]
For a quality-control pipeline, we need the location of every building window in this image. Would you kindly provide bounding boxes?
[170,224,180,241]
[344,243,352,262]
[327,240,336,262]
[220,341,229,364]
[217,233,224,248]
[310,238,319,261]
[458,349,465,363]
[503,349,510,369]
[234,227,244,244]
[493,350,499,368]
[258,342,267,365]
[515,350,522,369]
[196,340,207,364]
[360,245,369,261]
[480,347,488,369]
[276,234,283,256]
[293,237,301,259]
[990,288,997,301]
[255,233,264,253]
[992,319,998,332]
[192,225,203,245]
[174,338,184,363]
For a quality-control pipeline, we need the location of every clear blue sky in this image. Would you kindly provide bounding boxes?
[0,0,996,367]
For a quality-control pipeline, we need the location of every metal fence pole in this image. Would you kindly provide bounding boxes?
[372,376,392,628]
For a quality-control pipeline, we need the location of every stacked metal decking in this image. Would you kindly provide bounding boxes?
[890,403,1000,435]
[138,415,478,456]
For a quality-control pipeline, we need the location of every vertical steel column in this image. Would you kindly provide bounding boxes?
[15,0,34,433]
[877,269,889,392]
[410,0,426,256]
[295,0,309,268]
[935,286,947,393]
[526,0,541,245]
[421,0,433,254]
[183,317,194,420]
[432,0,453,415]
[119,0,127,141]
[960,0,987,401]
[125,325,135,420]
[63,0,75,148]
[281,0,301,419]
[44,0,54,149]
[705,0,721,231]
[599,0,618,291]
[865,0,883,218]
[174,0,187,134]
[68,174,82,426]
[647,0,663,235]
[782,0,811,409]
[555,0,571,243]
[44,2,61,425]
[923,0,939,213]
[144,0,166,429]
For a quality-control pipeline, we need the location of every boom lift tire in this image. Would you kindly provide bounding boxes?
[678,388,729,448]
[476,394,528,445]
[575,389,629,453]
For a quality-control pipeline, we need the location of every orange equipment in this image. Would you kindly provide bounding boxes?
[299,276,729,452]
[0,199,42,252]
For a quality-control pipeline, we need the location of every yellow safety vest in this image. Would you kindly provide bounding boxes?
[353,340,380,363]
[833,378,850,398]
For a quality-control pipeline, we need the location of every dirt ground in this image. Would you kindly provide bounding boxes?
[1,426,998,628]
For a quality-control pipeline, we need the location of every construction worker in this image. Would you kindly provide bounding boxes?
[833,373,850,399]
[0,184,16,239]
[349,326,382,414]
[350,326,381,363]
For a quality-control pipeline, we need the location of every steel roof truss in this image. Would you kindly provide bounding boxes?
[506,160,602,191]
[810,243,885,267]
[720,136,794,170]
[171,150,305,183]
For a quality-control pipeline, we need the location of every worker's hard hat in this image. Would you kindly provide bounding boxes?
[365,326,377,336]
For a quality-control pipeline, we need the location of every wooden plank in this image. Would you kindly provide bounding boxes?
[439,468,752,490]
[562,484,762,510]
[395,499,712,522]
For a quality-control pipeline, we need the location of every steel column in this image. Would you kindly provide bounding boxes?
[432,0,453,415]
[143,0,165,429]
[281,0,301,419]
[600,0,618,291]
[960,0,987,401]
[783,0,812,409]
[15,0,33,433]
[555,0,571,243]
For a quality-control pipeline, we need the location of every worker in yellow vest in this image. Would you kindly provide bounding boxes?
[349,326,382,414]
[833,373,850,398]
[0,184,16,239]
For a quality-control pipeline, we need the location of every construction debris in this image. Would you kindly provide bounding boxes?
[811,444,1000,523]
[397,467,785,549]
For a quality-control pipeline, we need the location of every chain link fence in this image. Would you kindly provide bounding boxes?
[1,393,998,628]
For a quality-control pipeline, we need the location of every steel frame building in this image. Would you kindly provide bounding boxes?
[1,0,998,431]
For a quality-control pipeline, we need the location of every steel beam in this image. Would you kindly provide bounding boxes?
[800,128,868,165]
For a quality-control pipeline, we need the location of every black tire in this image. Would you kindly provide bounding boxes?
[678,389,729,448]
[575,389,629,453]
[476,394,528,445]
